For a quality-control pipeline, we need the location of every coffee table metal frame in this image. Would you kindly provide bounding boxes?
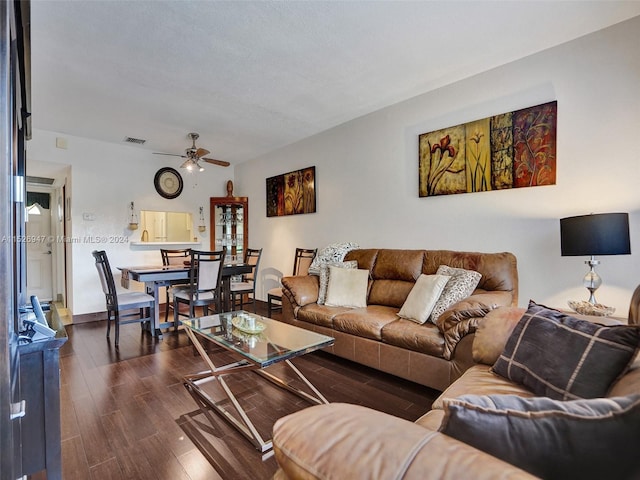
[181,312,334,453]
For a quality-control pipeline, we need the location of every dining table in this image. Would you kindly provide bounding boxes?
[117,262,253,337]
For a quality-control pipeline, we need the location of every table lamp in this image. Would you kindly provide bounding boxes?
[560,212,631,304]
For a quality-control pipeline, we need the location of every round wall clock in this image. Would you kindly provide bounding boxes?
[154,167,183,199]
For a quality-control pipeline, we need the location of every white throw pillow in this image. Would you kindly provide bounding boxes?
[324,266,369,308]
[429,265,482,323]
[398,274,451,324]
[317,260,358,305]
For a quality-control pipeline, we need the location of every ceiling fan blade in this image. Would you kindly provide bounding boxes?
[202,157,231,167]
[195,148,210,158]
[153,152,187,158]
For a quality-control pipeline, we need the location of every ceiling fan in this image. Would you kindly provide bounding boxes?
[153,132,230,171]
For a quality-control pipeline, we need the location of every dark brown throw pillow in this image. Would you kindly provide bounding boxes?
[491,300,640,400]
[440,393,640,480]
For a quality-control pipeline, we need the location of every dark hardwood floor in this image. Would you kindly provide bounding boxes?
[51,304,439,480]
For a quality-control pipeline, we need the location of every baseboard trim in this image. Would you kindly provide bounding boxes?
[72,300,269,324]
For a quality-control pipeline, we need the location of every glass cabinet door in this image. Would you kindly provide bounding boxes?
[210,197,248,262]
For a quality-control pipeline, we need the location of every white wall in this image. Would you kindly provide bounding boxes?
[27,131,233,314]
[27,16,640,318]
[236,16,640,315]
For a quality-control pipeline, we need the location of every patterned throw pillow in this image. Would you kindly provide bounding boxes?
[308,242,360,275]
[317,261,358,305]
[429,265,482,324]
[440,393,640,480]
[492,300,640,400]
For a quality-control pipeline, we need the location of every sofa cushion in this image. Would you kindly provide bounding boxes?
[492,301,640,400]
[429,265,482,323]
[317,260,358,305]
[273,403,536,480]
[432,364,534,410]
[398,274,451,324]
[367,249,425,308]
[414,409,446,431]
[296,303,354,328]
[440,393,640,480]
[381,319,445,357]
[325,266,369,308]
[333,306,399,341]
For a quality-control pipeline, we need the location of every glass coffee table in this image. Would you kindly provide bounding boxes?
[181,311,334,453]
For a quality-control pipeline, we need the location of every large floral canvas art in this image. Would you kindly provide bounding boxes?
[419,101,557,197]
[267,166,316,217]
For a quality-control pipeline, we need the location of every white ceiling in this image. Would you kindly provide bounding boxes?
[30,1,640,167]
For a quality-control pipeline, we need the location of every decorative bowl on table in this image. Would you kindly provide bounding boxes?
[568,300,615,317]
[231,315,266,334]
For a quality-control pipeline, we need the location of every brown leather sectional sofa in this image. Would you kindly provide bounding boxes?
[272,307,640,479]
[280,248,518,391]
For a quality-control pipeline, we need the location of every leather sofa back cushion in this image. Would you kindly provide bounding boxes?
[344,249,518,309]
[440,393,640,480]
[368,250,424,307]
[473,307,525,365]
[423,250,518,301]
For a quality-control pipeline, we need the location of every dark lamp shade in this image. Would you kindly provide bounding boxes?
[560,213,631,256]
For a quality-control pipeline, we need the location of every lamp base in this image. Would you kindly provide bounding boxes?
[583,256,602,305]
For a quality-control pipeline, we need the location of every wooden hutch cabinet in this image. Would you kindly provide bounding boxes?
[210,196,248,261]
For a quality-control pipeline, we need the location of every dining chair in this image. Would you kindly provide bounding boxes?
[267,248,317,317]
[160,248,191,323]
[92,250,156,347]
[230,248,263,312]
[172,248,226,327]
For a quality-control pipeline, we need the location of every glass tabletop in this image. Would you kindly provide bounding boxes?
[181,311,334,368]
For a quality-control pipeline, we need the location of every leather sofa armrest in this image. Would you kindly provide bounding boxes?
[434,292,512,360]
[272,403,536,480]
[281,275,319,308]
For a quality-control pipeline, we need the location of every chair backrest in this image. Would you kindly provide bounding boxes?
[244,248,263,282]
[161,248,191,266]
[189,249,226,295]
[92,250,118,309]
[293,248,317,276]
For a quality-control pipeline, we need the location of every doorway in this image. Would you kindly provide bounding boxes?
[26,192,53,301]
[25,180,67,306]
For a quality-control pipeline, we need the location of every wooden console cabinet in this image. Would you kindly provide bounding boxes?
[18,311,67,479]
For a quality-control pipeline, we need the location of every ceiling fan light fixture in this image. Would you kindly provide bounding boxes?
[153,132,229,169]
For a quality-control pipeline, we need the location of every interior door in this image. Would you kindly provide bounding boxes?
[26,200,53,301]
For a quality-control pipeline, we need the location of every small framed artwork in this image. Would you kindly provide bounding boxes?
[266,166,316,217]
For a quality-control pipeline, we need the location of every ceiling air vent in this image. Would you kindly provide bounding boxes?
[26,176,55,185]
[123,136,146,145]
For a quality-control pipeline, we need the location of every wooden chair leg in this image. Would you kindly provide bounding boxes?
[174,299,180,329]
[115,311,120,346]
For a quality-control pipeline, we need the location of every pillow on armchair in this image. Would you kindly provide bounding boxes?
[440,393,640,480]
[492,301,640,400]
